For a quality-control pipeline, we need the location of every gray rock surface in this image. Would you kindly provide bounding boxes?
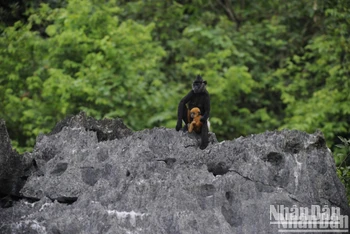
[0,113,349,234]
[0,120,33,206]
[47,111,133,141]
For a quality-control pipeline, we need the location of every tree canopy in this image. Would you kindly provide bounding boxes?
[1,0,349,163]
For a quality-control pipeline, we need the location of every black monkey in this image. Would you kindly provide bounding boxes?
[176,75,210,149]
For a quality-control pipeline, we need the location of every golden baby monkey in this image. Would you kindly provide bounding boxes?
[188,107,203,134]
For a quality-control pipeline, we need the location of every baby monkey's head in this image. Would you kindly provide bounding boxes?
[190,107,201,118]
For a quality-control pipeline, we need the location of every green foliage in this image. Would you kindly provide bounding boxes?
[0,0,349,159]
[273,1,350,148]
[0,0,171,152]
[336,137,350,203]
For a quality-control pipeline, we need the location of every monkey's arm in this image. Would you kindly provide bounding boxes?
[199,93,210,149]
[176,91,194,131]
[178,91,194,119]
[188,122,194,133]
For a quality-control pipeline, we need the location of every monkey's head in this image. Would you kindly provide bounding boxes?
[190,107,201,118]
[192,75,207,93]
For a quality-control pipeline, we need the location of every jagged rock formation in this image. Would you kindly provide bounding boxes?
[0,113,349,234]
[47,111,133,141]
[0,112,132,205]
[0,120,33,207]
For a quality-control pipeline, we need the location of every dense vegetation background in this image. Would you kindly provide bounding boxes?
[1,0,349,194]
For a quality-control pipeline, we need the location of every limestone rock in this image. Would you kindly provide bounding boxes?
[0,113,349,234]
[0,120,33,204]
